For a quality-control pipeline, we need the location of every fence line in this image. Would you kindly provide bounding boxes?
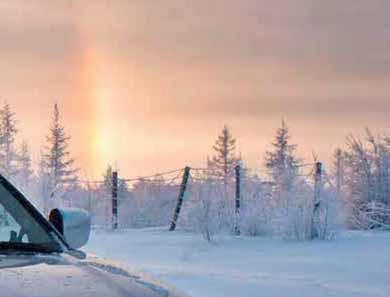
[120,168,184,182]
[42,163,324,230]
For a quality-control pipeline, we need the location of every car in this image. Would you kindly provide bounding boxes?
[0,174,188,297]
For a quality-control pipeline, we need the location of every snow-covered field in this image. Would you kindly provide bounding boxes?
[85,228,390,297]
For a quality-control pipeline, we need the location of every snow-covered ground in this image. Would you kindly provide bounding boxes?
[85,228,390,297]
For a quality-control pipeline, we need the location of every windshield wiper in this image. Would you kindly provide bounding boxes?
[0,242,62,254]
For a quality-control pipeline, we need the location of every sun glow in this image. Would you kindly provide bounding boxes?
[78,44,119,177]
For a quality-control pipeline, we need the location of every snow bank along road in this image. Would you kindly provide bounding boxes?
[85,228,390,297]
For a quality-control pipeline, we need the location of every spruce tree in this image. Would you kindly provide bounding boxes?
[0,102,19,178]
[16,141,33,190]
[209,125,240,195]
[265,120,301,194]
[42,103,78,203]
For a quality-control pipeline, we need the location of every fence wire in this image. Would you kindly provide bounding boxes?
[41,163,321,230]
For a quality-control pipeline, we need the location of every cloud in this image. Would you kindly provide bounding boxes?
[0,0,389,175]
[83,0,390,82]
[1,0,389,81]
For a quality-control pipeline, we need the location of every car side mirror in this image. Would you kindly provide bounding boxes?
[49,208,91,249]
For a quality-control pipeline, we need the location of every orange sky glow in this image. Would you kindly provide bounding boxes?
[1,1,389,179]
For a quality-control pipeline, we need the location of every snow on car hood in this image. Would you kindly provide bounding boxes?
[0,253,187,297]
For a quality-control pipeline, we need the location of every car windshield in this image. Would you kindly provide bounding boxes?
[0,177,62,254]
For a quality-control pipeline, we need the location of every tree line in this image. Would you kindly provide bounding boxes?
[0,103,77,215]
[193,121,390,240]
[2,101,389,239]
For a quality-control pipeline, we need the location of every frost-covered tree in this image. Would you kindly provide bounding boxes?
[102,165,113,194]
[95,165,114,226]
[265,120,301,198]
[332,148,345,199]
[203,126,241,233]
[341,129,390,229]
[208,125,240,193]
[15,141,34,191]
[41,103,78,212]
[264,121,322,240]
[0,102,19,178]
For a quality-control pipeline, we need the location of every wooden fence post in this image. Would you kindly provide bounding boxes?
[311,162,322,238]
[112,171,119,230]
[169,167,191,231]
[235,165,241,236]
[314,162,322,208]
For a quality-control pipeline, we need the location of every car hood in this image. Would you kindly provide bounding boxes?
[0,253,187,297]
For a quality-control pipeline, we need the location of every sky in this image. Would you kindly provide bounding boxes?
[0,0,389,179]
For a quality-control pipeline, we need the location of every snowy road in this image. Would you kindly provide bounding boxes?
[85,228,390,297]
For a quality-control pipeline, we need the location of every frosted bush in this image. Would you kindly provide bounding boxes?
[240,191,272,237]
[272,182,341,241]
[183,179,224,242]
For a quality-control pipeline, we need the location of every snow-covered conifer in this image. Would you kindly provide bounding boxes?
[0,102,19,178]
[265,120,301,200]
[15,141,34,191]
[40,103,78,212]
[209,125,240,193]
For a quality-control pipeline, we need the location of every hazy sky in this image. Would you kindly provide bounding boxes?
[1,0,389,178]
